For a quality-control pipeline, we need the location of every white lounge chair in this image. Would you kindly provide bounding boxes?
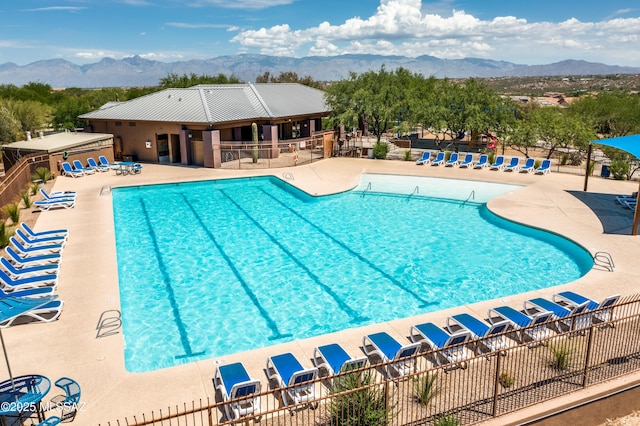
[265,352,318,409]
[409,322,470,367]
[213,362,261,421]
[312,343,368,376]
[362,332,421,378]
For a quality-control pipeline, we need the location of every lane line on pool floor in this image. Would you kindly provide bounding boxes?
[220,189,368,323]
[181,194,291,341]
[138,198,206,360]
[259,187,437,309]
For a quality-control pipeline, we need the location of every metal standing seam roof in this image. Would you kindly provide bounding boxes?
[79,83,330,125]
[2,132,113,153]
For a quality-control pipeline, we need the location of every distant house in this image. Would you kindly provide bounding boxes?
[79,83,332,168]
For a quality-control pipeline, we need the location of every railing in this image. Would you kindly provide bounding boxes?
[101,294,640,426]
[0,154,50,208]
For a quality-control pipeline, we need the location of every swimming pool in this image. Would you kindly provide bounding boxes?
[112,175,593,372]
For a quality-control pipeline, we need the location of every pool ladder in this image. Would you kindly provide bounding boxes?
[407,185,419,200]
[100,185,112,196]
[593,251,615,272]
[282,171,294,181]
[361,182,372,197]
[461,190,475,206]
[96,309,122,338]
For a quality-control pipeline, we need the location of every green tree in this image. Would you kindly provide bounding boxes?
[9,100,52,133]
[159,72,243,88]
[255,71,323,89]
[528,106,594,159]
[0,101,22,142]
[51,98,90,130]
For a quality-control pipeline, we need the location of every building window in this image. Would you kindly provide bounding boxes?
[115,121,122,126]
[129,122,136,127]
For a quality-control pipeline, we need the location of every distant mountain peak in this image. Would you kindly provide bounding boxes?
[0,55,638,88]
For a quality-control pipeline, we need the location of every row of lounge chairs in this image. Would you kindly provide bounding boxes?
[213,290,620,421]
[0,222,68,326]
[616,192,637,211]
[416,151,551,174]
[61,156,141,178]
[34,188,76,211]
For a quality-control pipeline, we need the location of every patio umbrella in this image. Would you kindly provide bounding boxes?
[0,294,58,390]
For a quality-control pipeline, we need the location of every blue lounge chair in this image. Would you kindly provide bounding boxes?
[213,362,261,421]
[0,267,58,292]
[34,198,76,211]
[39,189,76,202]
[87,157,110,172]
[504,157,520,172]
[10,237,63,255]
[54,377,81,421]
[553,291,620,326]
[473,154,489,169]
[0,257,59,279]
[312,343,368,377]
[5,246,61,267]
[446,313,510,355]
[409,322,470,367]
[445,152,459,167]
[535,159,551,174]
[73,159,96,175]
[416,151,431,165]
[487,306,535,343]
[35,416,62,426]
[431,151,445,166]
[99,155,118,170]
[61,161,83,178]
[489,155,505,171]
[0,285,54,298]
[362,332,421,378]
[131,163,142,174]
[265,352,318,409]
[20,223,68,239]
[0,300,64,327]
[15,229,66,248]
[519,158,535,173]
[458,153,473,168]
[524,297,572,320]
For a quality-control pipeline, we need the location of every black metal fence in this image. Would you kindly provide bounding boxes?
[100,294,640,426]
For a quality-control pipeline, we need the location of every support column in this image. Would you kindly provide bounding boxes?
[262,125,279,159]
[203,130,221,168]
[179,128,192,166]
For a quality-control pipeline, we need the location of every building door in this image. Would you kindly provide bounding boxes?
[170,134,181,163]
[157,134,169,163]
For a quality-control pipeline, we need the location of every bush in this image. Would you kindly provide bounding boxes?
[498,372,515,388]
[487,152,496,165]
[32,167,53,184]
[328,370,393,426]
[547,341,574,370]
[403,150,412,161]
[0,222,10,248]
[29,182,40,196]
[20,191,32,208]
[567,152,583,166]
[373,142,389,159]
[413,372,439,405]
[560,154,568,166]
[534,159,542,169]
[3,203,19,224]
[608,160,630,180]
[435,414,460,426]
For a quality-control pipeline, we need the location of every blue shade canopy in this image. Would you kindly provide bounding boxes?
[592,134,640,159]
[0,295,58,327]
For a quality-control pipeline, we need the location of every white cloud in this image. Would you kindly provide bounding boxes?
[21,6,87,12]
[230,0,640,65]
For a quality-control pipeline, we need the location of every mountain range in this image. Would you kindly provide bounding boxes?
[1,54,639,88]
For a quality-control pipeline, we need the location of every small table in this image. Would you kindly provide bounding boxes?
[0,375,51,424]
[115,161,136,176]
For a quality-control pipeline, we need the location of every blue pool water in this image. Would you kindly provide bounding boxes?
[112,175,593,372]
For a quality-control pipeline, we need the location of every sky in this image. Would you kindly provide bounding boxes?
[1,0,640,67]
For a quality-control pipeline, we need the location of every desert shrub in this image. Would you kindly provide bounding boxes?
[328,370,393,426]
[498,372,515,388]
[547,341,574,370]
[435,414,460,426]
[20,191,32,208]
[373,141,389,159]
[32,167,53,183]
[29,182,40,195]
[403,150,412,161]
[3,203,19,224]
[560,154,569,166]
[0,222,10,248]
[413,371,439,405]
[609,160,630,180]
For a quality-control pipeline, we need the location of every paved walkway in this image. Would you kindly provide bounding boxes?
[6,157,639,424]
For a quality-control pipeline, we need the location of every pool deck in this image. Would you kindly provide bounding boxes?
[8,157,640,424]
